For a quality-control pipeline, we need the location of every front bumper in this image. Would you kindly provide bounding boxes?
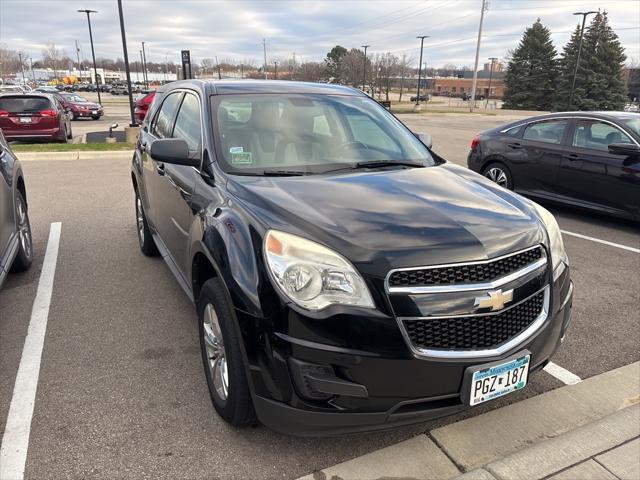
[244,265,573,436]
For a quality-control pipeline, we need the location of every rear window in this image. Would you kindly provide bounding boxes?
[0,96,53,113]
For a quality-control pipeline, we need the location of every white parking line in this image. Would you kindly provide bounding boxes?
[0,222,62,480]
[561,230,640,254]
[544,362,582,385]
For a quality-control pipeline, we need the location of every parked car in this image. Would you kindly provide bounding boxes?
[0,131,32,288]
[0,93,72,142]
[467,112,640,221]
[35,86,59,94]
[60,93,103,120]
[131,80,573,436]
[134,90,156,123]
[110,84,129,95]
[410,94,428,102]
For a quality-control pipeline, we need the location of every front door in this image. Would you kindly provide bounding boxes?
[155,92,203,276]
[559,118,640,216]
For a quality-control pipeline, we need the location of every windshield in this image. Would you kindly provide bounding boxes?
[211,93,434,174]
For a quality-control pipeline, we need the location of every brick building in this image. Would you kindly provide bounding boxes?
[432,77,505,99]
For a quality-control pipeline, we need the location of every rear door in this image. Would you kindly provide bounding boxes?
[558,118,640,215]
[508,119,570,195]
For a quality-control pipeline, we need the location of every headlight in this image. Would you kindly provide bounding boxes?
[264,230,375,311]
[532,203,568,272]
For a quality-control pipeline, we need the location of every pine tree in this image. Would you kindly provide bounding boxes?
[557,12,627,110]
[503,20,558,110]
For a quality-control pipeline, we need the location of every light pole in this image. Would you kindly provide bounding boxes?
[361,44,369,92]
[485,57,497,108]
[274,60,278,79]
[415,36,429,106]
[78,9,101,105]
[30,57,36,83]
[17,53,25,84]
[142,41,149,88]
[116,0,136,127]
[139,50,145,86]
[568,11,597,110]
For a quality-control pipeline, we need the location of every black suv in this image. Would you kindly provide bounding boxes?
[131,80,573,436]
[0,131,32,288]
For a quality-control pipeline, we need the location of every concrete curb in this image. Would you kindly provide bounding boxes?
[478,404,639,480]
[15,150,134,161]
[296,362,640,480]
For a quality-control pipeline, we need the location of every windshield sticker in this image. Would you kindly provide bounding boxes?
[231,151,253,165]
[229,146,244,154]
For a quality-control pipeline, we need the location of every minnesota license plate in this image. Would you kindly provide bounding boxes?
[467,353,530,406]
[91,110,98,114]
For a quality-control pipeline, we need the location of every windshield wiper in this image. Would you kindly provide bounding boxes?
[233,170,308,177]
[355,160,426,169]
[323,160,426,174]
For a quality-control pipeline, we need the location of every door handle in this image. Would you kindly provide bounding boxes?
[156,163,165,175]
[507,142,522,149]
[563,154,580,161]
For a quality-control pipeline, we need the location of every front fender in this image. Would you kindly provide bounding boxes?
[189,202,266,317]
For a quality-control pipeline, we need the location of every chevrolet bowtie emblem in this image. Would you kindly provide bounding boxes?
[474,289,514,311]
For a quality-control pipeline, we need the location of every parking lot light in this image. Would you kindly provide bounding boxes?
[416,36,429,106]
[77,9,101,105]
[116,0,137,127]
[568,11,598,110]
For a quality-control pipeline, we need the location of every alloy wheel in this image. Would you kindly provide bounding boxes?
[136,196,145,244]
[485,167,509,187]
[203,304,229,401]
[17,196,32,260]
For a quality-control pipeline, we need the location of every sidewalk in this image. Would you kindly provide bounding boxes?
[299,362,640,480]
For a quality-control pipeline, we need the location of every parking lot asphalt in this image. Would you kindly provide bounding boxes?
[1,113,639,479]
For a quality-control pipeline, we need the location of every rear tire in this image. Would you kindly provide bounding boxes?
[67,126,73,140]
[135,189,158,256]
[198,278,255,427]
[10,191,33,273]
[482,162,514,190]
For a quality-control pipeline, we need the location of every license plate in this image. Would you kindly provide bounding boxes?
[92,110,98,114]
[467,354,530,406]
[19,117,32,123]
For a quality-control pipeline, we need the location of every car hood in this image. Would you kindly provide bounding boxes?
[228,163,546,273]
[72,102,101,109]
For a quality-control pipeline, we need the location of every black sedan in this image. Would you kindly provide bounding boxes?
[467,112,640,221]
[0,131,32,288]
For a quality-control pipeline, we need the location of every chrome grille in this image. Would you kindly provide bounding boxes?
[388,246,544,288]
[402,290,545,351]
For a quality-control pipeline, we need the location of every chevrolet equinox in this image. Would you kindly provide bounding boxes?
[131,80,573,436]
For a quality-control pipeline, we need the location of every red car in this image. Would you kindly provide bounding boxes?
[59,93,103,120]
[0,93,72,142]
[134,91,156,123]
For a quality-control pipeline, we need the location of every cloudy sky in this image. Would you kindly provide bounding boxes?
[1,0,638,68]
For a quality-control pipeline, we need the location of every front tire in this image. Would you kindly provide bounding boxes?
[135,189,158,256]
[482,162,514,190]
[198,278,255,427]
[10,191,33,273]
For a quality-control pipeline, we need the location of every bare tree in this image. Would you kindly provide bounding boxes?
[0,43,21,77]
[41,43,67,80]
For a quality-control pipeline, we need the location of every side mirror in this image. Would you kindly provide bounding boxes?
[608,143,640,157]
[417,132,433,149]
[149,138,199,167]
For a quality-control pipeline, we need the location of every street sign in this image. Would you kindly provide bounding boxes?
[181,50,192,80]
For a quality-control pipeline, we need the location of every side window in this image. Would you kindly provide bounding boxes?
[572,120,633,152]
[173,93,202,153]
[522,120,568,145]
[151,92,183,138]
[504,125,523,137]
[344,109,402,157]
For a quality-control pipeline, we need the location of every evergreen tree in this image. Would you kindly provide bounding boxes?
[503,20,558,110]
[557,12,627,110]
